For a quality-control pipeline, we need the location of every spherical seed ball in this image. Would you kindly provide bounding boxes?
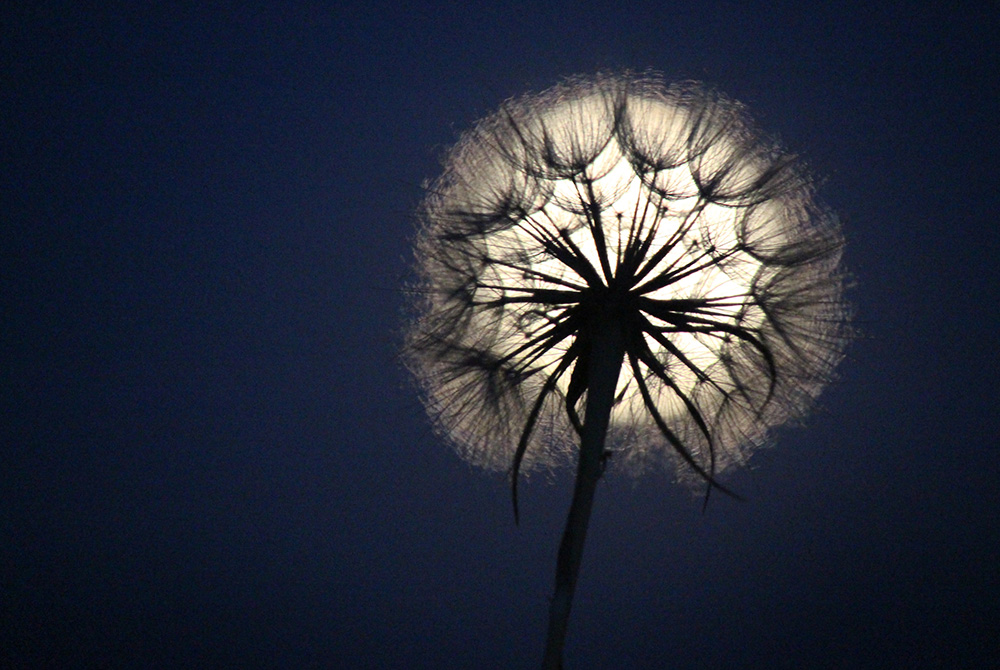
[404,72,850,487]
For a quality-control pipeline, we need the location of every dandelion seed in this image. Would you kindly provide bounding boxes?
[404,72,850,669]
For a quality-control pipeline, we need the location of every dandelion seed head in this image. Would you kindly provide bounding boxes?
[405,72,849,486]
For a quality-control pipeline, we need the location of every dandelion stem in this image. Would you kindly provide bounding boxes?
[542,310,625,670]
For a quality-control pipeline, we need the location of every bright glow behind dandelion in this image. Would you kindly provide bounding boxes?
[406,73,848,489]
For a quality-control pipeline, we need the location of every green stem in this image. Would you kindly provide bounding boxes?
[542,316,624,670]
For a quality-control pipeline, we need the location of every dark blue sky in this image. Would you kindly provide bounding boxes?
[4,2,998,668]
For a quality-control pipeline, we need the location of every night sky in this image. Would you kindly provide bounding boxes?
[4,2,999,668]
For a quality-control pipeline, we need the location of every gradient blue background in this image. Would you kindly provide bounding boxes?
[4,2,998,668]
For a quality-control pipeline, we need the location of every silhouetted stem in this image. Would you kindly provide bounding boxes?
[542,316,624,670]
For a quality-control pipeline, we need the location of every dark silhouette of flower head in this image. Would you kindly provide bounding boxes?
[406,73,849,502]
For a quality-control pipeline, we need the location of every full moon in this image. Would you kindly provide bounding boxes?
[469,91,774,428]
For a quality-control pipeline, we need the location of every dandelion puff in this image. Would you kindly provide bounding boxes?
[403,71,850,669]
